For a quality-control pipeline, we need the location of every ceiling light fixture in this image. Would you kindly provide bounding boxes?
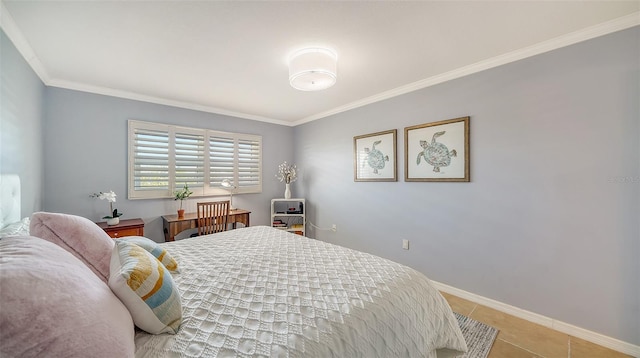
[288,47,337,91]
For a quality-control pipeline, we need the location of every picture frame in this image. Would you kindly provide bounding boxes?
[354,129,397,182]
[404,116,470,182]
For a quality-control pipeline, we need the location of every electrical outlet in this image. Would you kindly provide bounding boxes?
[402,239,409,250]
[331,224,337,232]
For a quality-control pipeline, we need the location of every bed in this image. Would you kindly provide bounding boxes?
[135,226,466,357]
[0,176,466,357]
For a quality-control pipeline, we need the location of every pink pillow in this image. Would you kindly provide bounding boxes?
[0,236,135,357]
[30,212,114,283]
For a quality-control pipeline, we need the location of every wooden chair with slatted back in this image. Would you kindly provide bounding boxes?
[196,200,230,236]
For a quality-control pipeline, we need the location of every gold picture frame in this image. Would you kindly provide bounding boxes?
[354,129,397,182]
[405,116,470,182]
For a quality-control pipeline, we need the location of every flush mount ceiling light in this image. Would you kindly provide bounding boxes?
[288,47,337,91]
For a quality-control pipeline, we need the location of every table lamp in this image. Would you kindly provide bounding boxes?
[221,179,237,210]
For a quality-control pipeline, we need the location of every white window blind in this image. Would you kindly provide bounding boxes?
[209,135,234,189]
[132,125,170,197]
[175,131,205,190]
[128,120,262,199]
[238,137,261,187]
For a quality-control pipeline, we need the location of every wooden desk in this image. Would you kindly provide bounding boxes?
[162,209,251,242]
[97,218,145,239]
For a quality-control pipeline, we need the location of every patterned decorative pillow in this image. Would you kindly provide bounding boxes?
[30,212,114,283]
[109,240,182,334]
[120,236,179,272]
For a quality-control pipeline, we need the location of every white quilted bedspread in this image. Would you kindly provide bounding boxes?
[134,226,466,358]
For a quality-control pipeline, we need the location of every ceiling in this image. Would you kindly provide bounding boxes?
[2,1,638,126]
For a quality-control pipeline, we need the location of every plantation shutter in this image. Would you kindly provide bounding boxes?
[175,131,205,190]
[209,135,234,189]
[129,120,262,199]
[131,126,170,197]
[238,137,261,188]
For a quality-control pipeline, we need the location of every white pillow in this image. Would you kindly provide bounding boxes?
[0,217,30,238]
[109,240,182,334]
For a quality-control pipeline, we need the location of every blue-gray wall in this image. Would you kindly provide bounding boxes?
[0,30,44,217]
[43,88,294,241]
[294,27,639,345]
[2,24,638,345]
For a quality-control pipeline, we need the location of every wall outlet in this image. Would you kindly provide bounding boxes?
[331,224,337,232]
[402,239,409,250]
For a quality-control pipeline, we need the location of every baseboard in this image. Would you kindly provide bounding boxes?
[431,280,640,357]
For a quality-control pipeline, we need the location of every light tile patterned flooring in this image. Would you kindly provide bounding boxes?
[440,292,634,358]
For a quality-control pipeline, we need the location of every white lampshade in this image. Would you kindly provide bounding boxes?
[221,179,235,189]
[288,48,337,91]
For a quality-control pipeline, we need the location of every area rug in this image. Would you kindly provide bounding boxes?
[454,312,499,358]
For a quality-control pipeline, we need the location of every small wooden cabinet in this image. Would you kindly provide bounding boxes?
[97,218,145,239]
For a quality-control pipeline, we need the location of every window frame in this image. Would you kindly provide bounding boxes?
[128,119,262,199]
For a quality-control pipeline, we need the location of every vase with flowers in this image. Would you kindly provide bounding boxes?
[91,190,123,225]
[276,161,297,199]
[174,184,193,218]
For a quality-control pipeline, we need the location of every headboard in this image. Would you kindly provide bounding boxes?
[0,174,21,228]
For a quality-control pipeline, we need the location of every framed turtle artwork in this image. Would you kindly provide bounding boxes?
[404,116,470,182]
[353,129,397,182]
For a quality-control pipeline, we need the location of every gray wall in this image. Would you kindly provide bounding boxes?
[43,88,294,242]
[2,23,638,345]
[0,30,44,217]
[294,27,639,344]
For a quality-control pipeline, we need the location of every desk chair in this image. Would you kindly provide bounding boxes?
[196,200,230,236]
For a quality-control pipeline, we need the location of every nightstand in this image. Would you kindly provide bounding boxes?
[97,218,145,239]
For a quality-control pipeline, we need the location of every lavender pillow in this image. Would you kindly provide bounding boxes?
[30,212,114,283]
[0,236,135,357]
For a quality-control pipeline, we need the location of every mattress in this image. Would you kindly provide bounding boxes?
[134,226,466,357]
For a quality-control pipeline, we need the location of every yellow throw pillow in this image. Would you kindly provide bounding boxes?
[109,240,182,334]
[120,236,179,273]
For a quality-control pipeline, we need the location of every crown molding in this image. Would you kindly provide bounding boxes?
[292,12,640,126]
[0,0,288,126]
[47,78,290,126]
[2,1,637,127]
[0,1,50,83]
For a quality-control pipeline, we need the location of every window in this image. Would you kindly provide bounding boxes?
[128,120,262,199]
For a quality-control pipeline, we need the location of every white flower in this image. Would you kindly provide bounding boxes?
[91,190,122,219]
[97,190,117,203]
[276,161,297,184]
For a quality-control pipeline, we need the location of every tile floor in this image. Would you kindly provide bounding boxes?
[440,292,634,358]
